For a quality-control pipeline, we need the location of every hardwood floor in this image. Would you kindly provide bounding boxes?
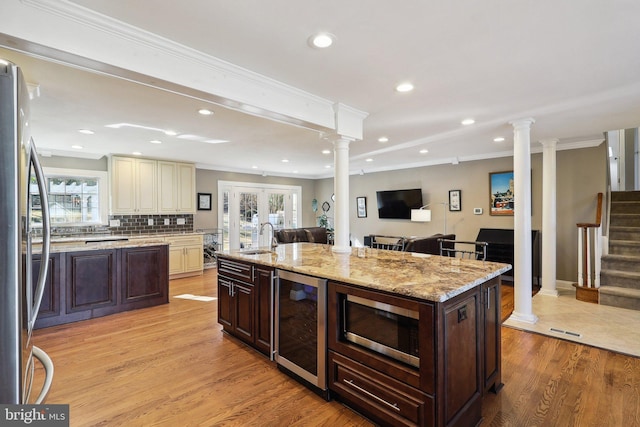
[32,270,640,426]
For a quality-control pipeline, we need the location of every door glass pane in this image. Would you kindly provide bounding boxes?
[239,192,258,249]
[291,193,298,228]
[222,190,229,251]
[268,193,285,229]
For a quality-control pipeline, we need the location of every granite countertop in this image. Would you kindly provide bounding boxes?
[220,242,512,303]
[33,237,169,254]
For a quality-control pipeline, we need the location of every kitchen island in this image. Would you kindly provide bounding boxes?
[217,242,511,427]
[32,236,170,328]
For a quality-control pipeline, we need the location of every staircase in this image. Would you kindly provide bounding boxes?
[599,191,640,310]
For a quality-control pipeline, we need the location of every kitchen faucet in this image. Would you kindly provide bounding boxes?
[259,222,278,249]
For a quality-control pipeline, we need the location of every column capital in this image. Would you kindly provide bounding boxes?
[509,117,536,130]
[539,138,559,147]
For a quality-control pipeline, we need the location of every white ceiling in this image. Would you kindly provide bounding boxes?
[3,0,640,178]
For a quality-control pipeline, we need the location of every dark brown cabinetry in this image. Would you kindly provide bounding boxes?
[481,277,502,393]
[31,252,62,327]
[34,245,169,328]
[217,257,274,357]
[328,280,500,427]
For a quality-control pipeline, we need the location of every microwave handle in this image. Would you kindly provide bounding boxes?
[342,298,347,333]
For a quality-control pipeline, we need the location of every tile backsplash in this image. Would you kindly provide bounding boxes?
[108,214,194,235]
[42,214,194,237]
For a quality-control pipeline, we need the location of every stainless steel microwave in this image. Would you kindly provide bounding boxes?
[342,294,420,367]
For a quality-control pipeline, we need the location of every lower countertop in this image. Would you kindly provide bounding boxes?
[221,242,512,303]
[32,231,202,253]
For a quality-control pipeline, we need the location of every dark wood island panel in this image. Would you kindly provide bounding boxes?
[32,244,169,329]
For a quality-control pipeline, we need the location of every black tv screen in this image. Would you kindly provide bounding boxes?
[376,188,423,219]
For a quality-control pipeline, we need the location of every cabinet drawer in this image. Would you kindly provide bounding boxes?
[218,258,254,282]
[329,351,433,427]
[165,235,203,246]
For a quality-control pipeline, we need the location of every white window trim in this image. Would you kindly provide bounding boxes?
[42,167,109,226]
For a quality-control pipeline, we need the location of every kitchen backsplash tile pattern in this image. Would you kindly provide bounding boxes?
[39,214,194,237]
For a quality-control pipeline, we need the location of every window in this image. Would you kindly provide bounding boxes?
[30,168,109,226]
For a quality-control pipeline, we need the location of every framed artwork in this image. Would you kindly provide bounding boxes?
[449,190,461,212]
[197,192,212,211]
[489,171,514,216]
[356,197,367,218]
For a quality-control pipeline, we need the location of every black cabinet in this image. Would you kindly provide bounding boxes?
[476,228,540,284]
[32,252,62,328]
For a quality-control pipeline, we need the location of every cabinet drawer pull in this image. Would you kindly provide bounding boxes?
[222,265,244,273]
[343,379,400,412]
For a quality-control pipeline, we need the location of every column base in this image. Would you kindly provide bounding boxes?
[508,311,539,324]
[332,245,351,254]
[537,288,559,297]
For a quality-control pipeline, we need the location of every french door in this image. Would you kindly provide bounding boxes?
[218,181,300,250]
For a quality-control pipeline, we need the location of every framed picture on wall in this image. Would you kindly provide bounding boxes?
[198,192,212,211]
[356,197,367,218]
[489,171,514,216]
[449,190,461,211]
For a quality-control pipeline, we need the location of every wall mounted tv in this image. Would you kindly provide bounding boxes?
[376,188,423,219]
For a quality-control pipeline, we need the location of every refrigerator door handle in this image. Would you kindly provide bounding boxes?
[29,139,51,327]
[31,346,53,404]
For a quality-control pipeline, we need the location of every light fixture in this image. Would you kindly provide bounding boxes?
[78,129,94,135]
[164,130,178,136]
[281,159,289,163]
[419,149,429,154]
[308,32,335,48]
[395,82,414,93]
[322,149,331,155]
[132,151,142,156]
[411,206,432,223]
[198,108,214,116]
[365,158,373,162]
[461,118,475,125]
[411,202,449,233]
[378,136,389,143]
[493,137,505,142]
[149,140,162,144]
[71,145,83,149]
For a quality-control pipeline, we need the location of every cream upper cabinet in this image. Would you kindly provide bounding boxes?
[158,161,196,214]
[110,156,157,214]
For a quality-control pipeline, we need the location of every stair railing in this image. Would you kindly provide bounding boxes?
[576,193,603,288]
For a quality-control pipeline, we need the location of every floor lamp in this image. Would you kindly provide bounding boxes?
[411,202,448,234]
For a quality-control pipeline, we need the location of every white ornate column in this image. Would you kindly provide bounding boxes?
[539,138,559,297]
[508,118,538,324]
[332,137,353,253]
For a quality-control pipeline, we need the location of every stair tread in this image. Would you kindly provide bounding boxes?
[610,240,640,245]
[598,286,640,297]
[602,254,640,261]
[601,269,640,277]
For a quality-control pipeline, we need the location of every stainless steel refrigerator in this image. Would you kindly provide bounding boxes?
[0,59,54,404]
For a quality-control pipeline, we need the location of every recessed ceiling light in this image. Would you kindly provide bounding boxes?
[461,118,475,125]
[325,165,332,169]
[198,108,214,116]
[132,151,142,156]
[365,158,373,162]
[378,136,389,143]
[308,32,335,48]
[78,129,94,135]
[293,170,299,174]
[322,149,331,155]
[281,159,289,163]
[252,165,258,169]
[395,82,414,93]
[164,130,177,136]
[71,145,83,149]
[493,137,505,142]
[419,149,429,154]
[150,140,162,144]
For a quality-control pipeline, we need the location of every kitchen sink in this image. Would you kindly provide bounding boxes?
[240,249,274,255]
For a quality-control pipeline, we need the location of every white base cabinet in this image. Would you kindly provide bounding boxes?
[165,234,203,278]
